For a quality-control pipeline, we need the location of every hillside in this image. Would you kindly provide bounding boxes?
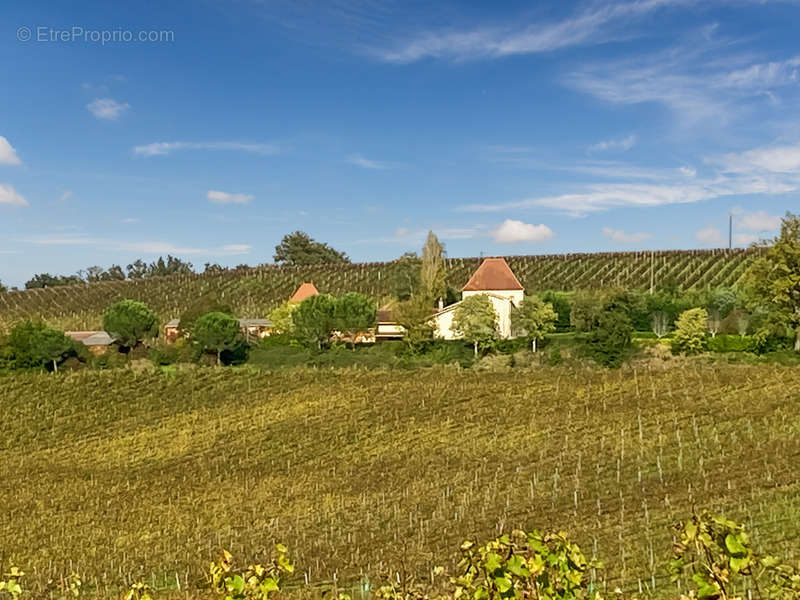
[0,248,761,332]
[1,364,798,598]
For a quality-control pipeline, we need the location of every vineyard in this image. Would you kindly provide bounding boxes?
[1,364,799,598]
[0,248,761,333]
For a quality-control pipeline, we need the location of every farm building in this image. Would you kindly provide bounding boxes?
[65,330,116,355]
[431,257,524,340]
[163,317,273,343]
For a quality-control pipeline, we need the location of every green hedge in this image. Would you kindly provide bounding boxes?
[707,335,757,353]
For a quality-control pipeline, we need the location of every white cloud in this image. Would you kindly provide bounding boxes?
[737,210,782,231]
[394,227,409,237]
[588,134,637,153]
[492,219,553,243]
[207,190,253,205]
[0,137,22,165]
[87,98,130,120]
[695,227,726,246]
[733,232,760,246]
[134,141,279,157]
[120,217,140,224]
[346,154,391,169]
[0,183,27,206]
[26,235,251,256]
[59,190,73,202]
[219,244,252,255]
[374,0,692,63]
[717,143,800,174]
[460,137,800,216]
[679,165,696,177]
[602,227,652,244]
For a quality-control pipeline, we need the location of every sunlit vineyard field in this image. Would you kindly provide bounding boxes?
[1,363,799,598]
[0,248,760,333]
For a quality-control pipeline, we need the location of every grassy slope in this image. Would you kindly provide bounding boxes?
[0,249,759,333]
[1,364,799,598]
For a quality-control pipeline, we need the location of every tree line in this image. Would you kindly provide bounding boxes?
[0,231,351,291]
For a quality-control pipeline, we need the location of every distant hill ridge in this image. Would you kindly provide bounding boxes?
[0,247,761,332]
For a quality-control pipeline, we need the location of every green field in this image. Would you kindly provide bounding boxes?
[0,248,760,333]
[2,363,799,598]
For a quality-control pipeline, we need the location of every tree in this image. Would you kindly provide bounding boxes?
[671,308,709,355]
[650,311,670,338]
[179,295,233,336]
[193,312,242,366]
[743,212,800,351]
[452,294,499,356]
[126,259,148,279]
[0,280,6,293]
[268,302,299,336]
[511,296,557,351]
[583,309,633,368]
[389,252,421,301]
[394,295,435,349]
[24,273,82,289]
[273,231,349,266]
[333,292,377,349]
[6,321,74,372]
[103,299,158,349]
[292,294,336,349]
[420,231,446,304]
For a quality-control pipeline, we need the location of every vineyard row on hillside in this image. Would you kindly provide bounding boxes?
[0,248,761,332]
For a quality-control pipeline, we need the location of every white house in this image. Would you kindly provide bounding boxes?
[431,257,524,340]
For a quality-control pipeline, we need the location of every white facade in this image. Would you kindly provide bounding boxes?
[461,288,523,308]
[431,293,516,340]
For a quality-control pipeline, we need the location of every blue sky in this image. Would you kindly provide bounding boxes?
[2,0,800,287]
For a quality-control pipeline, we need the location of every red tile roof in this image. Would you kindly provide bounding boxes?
[462,258,524,291]
[289,282,319,303]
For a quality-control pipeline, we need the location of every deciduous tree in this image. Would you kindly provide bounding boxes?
[453,294,498,357]
[6,320,74,372]
[268,302,299,336]
[671,308,709,355]
[511,296,557,351]
[273,231,349,266]
[743,212,800,351]
[420,231,446,304]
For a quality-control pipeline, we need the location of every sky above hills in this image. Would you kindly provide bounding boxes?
[2,0,800,286]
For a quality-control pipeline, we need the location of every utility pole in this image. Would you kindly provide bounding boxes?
[729,212,733,249]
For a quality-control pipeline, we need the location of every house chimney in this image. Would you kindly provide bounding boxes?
[438,297,444,310]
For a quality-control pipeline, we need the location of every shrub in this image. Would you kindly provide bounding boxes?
[707,334,758,353]
[540,291,571,332]
[582,308,633,368]
[671,308,709,355]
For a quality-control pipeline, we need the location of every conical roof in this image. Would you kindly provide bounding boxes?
[289,282,319,303]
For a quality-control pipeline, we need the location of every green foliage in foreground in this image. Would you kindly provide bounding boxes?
[4,514,800,599]
[3,320,76,372]
[453,294,499,356]
[193,312,243,366]
[671,308,709,355]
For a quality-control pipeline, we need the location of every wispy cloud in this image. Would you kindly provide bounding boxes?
[26,234,251,256]
[733,232,760,246]
[87,98,130,120]
[59,190,74,202]
[373,0,693,63]
[564,36,800,128]
[492,219,554,243]
[207,190,254,205]
[696,227,726,246]
[133,141,279,157]
[0,136,22,165]
[346,154,393,169]
[588,134,637,153]
[460,140,800,215]
[737,210,782,231]
[602,227,652,244]
[0,183,27,206]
